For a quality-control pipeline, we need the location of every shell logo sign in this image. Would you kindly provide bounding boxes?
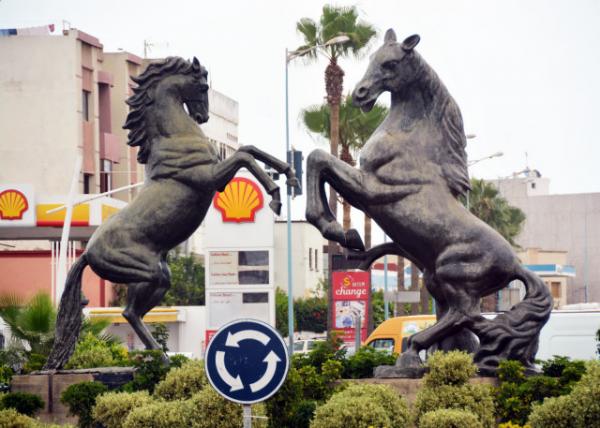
[213,177,264,223]
[0,189,29,220]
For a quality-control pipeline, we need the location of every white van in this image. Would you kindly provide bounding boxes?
[536,310,600,360]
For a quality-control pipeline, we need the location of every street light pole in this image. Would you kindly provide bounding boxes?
[284,35,351,355]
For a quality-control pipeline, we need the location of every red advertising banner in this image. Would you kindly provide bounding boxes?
[331,271,370,346]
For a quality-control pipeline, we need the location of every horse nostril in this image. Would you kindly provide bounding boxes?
[355,86,368,99]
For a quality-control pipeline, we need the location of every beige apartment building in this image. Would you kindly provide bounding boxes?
[0,28,240,306]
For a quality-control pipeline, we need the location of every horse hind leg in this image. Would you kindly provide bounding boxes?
[122,258,171,361]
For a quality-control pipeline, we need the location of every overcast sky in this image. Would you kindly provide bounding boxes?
[2,0,599,241]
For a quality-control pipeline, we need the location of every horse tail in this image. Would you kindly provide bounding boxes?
[44,254,89,370]
[474,265,553,373]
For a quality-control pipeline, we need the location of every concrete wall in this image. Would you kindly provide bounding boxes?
[496,177,600,303]
[0,35,79,195]
[274,221,326,298]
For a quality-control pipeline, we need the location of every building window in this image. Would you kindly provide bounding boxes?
[82,90,90,121]
[309,248,313,270]
[83,173,93,194]
[315,249,318,271]
[531,182,536,189]
[100,160,112,193]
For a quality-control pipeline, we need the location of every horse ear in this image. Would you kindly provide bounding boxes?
[402,34,420,51]
[384,29,397,43]
[192,56,201,72]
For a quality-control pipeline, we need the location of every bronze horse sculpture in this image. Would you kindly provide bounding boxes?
[306,30,552,375]
[45,57,297,369]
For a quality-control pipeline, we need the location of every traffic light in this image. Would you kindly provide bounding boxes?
[287,149,303,196]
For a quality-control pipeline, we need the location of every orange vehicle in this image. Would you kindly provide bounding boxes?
[364,315,437,355]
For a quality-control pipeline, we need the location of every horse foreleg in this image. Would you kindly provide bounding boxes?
[237,145,300,191]
[305,149,372,249]
[212,152,282,214]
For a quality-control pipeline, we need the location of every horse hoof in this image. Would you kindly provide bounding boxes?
[397,351,423,369]
[286,177,300,191]
[269,200,282,215]
[322,222,345,243]
[345,229,365,251]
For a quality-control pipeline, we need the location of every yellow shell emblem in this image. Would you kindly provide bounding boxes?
[0,189,29,220]
[213,177,264,223]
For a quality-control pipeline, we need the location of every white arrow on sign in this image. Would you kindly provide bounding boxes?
[226,330,270,348]
[250,351,281,393]
[216,351,244,392]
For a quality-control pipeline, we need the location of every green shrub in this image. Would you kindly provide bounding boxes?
[0,365,13,391]
[528,361,600,428]
[498,423,531,428]
[0,392,44,416]
[65,333,129,369]
[528,395,572,428]
[310,395,391,428]
[122,350,169,393]
[122,399,191,428]
[342,346,396,379]
[92,390,154,428]
[61,381,108,428]
[22,354,46,374]
[0,408,35,427]
[168,354,190,369]
[424,350,477,387]
[265,367,303,428]
[419,409,483,428]
[496,357,587,425]
[288,400,317,428]
[333,383,409,428]
[154,359,207,401]
[414,384,495,428]
[187,387,242,428]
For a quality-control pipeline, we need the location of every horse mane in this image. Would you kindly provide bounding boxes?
[124,57,202,164]
[417,57,471,198]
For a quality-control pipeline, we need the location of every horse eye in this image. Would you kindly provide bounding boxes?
[382,60,399,70]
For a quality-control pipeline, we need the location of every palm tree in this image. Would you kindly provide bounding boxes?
[295,5,377,222]
[464,178,526,247]
[302,95,388,244]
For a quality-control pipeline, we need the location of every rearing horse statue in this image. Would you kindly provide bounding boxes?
[45,57,297,369]
[305,30,552,375]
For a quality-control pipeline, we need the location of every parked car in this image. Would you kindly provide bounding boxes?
[292,338,325,355]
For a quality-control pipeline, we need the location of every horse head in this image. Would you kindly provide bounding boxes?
[125,57,209,163]
[352,29,421,112]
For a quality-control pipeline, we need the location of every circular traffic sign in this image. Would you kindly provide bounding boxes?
[205,319,289,404]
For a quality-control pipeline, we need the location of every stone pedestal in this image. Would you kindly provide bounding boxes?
[352,376,498,404]
[11,367,135,424]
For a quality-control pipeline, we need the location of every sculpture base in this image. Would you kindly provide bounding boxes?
[11,367,135,425]
[374,364,428,379]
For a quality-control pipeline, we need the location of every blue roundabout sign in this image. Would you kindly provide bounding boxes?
[205,319,289,404]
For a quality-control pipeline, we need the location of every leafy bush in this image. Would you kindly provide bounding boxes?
[333,383,409,428]
[0,392,44,416]
[123,399,191,428]
[0,365,13,391]
[342,346,396,379]
[153,359,207,401]
[496,356,587,425]
[122,350,169,393]
[65,333,128,369]
[498,423,531,428]
[310,395,392,428]
[150,323,169,353]
[61,381,108,428]
[22,353,46,374]
[168,353,190,369]
[0,408,35,427]
[186,387,242,428]
[414,384,495,428]
[265,367,303,428]
[528,360,600,428]
[424,350,477,387]
[295,296,327,333]
[419,409,483,428]
[92,391,154,428]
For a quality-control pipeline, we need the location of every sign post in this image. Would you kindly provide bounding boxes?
[331,271,370,349]
[205,319,289,427]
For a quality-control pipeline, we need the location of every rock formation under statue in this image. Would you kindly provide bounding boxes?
[305,29,553,376]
